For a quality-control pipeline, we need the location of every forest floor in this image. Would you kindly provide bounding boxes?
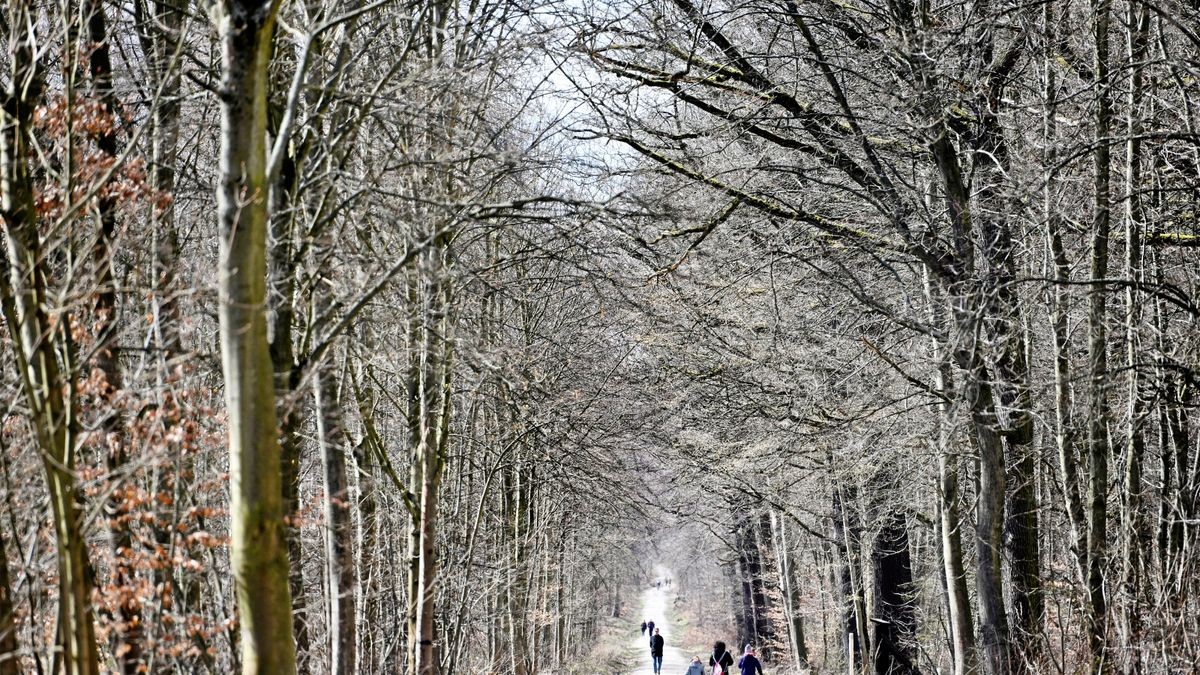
[627,581,691,675]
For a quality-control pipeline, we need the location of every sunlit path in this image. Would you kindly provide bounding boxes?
[628,571,690,675]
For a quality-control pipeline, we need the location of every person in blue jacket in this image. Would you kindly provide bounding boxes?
[737,645,764,675]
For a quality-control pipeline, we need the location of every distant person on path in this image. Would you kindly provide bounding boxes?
[737,645,764,675]
[709,641,734,675]
[647,620,656,642]
[685,656,705,675]
[650,628,665,674]
[641,620,648,636]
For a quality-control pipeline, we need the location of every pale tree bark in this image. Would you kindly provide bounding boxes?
[313,340,357,675]
[210,0,297,672]
[1042,0,1090,603]
[1,12,101,674]
[831,481,867,670]
[406,240,454,675]
[133,0,189,357]
[770,511,808,671]
[924,268,976,675]
[1119,2,1151,666]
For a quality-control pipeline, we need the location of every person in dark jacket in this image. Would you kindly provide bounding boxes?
[709,641,734,674]
[647,620,656,645]
[649,628,665,674]
[641,620,648,636]
[737,645,764,675]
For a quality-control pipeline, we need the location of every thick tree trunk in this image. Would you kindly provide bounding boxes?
[752,512,776,656]
[931,127,1009,675]
[871,511,919,675]
[212,1,297,672]
[972,36,1042,664]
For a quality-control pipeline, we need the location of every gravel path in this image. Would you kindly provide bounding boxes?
[628,576,693,675]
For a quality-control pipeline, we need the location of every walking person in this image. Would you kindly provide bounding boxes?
[641,620,648,636]
[709,641,734,675]
[685,656,705,675]
[737,645,764,675]
[647,620,656,644]
[650,628,665,674]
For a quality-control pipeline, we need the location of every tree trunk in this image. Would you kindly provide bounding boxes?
[871,511,919,675]
[1,17,101,675]
[931,126,1009,675]
[1120,3,1151,666]
[212,1,297,672]
[832,482,868,670]
[266,91,308,666]
[924,269,976,675]
[771,511,809,671]
[0,521,18,675]
[1085,0,1114,667]
[408,243,453,675]
[315,349,357,675]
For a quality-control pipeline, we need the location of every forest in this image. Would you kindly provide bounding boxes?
[1,0,1199,673]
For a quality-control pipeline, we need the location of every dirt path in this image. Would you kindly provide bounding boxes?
[627,573,692,675]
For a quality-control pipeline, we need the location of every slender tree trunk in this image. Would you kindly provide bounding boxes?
[1120,4,1151,667]
[144,0,188,357]
[0,521,17,675]
[211,1,297,672]
[266,99,309,666]
[832,482,867,670]
[315,348,357,675]
[1,17,100,675]
[924,269,976,675]
[771,511,809,671]
[81,1,149,669]
[1085,0,1114,667]
[409,242,453,675]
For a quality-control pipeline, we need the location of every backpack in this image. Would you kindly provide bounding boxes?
[713,650,729,675]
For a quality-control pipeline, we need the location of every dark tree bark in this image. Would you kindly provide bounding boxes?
[871,511,920,675]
